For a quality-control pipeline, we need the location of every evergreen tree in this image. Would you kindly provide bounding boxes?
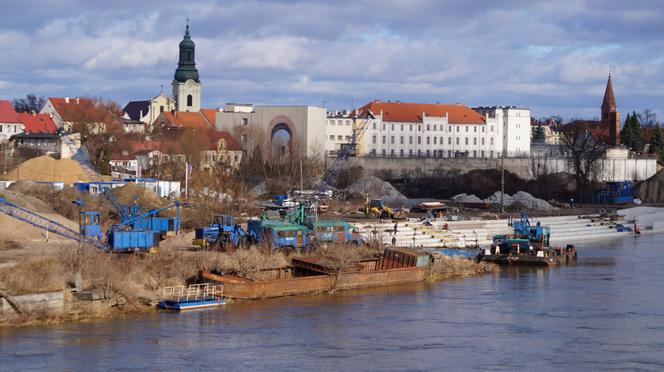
[621,113,633,149]
[650,124,664,159]
[533,125,546,143]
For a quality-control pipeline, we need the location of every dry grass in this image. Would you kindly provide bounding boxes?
[0,255,68,295]
[428,256,494,280]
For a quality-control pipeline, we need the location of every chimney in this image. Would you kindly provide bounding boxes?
[65,97,70,103]
[49,113,53,119]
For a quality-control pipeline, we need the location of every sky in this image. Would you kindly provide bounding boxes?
[0,0,663,121]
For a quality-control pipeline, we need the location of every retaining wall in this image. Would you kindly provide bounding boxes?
[0,291,64,314]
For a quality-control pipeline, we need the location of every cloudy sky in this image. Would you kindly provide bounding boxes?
[0,0,662,120]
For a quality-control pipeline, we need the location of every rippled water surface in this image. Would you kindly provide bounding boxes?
[2,235,664,371]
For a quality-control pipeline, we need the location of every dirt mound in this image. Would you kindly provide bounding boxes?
[0,189,78,246]
[110,183,167,210]
[3,156,92,184]
[345,176,406,203]
[635,171,664,202]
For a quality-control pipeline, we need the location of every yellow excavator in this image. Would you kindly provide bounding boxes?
[364,194,402,219]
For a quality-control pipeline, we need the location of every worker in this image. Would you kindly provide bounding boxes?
[443,222,449,231]
[392,236,396,247]
[394,223,398,234]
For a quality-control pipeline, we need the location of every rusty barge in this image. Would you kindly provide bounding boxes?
[201,248,430,300]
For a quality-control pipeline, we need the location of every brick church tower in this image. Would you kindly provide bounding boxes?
[601,73,621,146]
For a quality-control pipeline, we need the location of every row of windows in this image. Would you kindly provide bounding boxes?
[371,122,493,133]
[360,149,495,158]
[329,135,351,141]
[0,125,20,133]
[372,135,494,146]
[328,119,352,126]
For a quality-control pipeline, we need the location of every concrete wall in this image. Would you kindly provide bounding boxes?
[336,155,657,182]
[0,291,64,314]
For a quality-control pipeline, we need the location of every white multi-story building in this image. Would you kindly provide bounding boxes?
[473,106,531,157]
[345,100,503,158]
[325,111,354,155]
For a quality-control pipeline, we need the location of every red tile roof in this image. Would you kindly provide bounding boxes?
[0,100,21,123]
[48,97,101,122]
[20,113,57,134]
[157,111,214,131]
[356,100,486,125]
[207,130,242,151]
[200,109,217,127]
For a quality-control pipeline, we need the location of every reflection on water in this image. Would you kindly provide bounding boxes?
[1,235,664,371]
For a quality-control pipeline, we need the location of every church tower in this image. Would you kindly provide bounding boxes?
[172,22,201,112]
[601,73,620,146]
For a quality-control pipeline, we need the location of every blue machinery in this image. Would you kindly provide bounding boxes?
[0,196,182,253]
[193,215,255,250]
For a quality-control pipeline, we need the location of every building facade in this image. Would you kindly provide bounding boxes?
[347,100,505,159]
[473,106,531,157]
[325,111,354,155]
[172,23,201,113]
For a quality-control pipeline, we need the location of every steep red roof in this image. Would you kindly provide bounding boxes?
[0,100,21,123]
[157,111,214,131]
[20,113,57,134]
[200,109,217,128]
[356,100,486,125]
[208,131,242,151]
[48,97,101,122]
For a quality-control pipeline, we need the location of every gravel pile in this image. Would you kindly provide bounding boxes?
[484,191,514,206]
[345,176,405,203]
[451,193,484,203]
[510,191,553,211]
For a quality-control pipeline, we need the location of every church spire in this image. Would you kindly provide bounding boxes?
[173,21,199,83]
[601,73,616,111]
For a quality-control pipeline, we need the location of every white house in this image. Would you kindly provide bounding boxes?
[349,100,503,158]
[325,111,354,155]
[473,106,531,157]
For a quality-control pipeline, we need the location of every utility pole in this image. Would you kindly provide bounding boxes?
[185,162,190,199]
[500,152,505,214]
[300,158,303,191]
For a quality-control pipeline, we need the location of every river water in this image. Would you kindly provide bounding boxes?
[2,235,664,371]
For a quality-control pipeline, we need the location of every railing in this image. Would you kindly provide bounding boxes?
[0,197,107,250]
[161,283,224,301]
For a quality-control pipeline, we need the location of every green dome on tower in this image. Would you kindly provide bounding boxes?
[173,23,200,83]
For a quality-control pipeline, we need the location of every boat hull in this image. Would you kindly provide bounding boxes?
[157,298,225,311]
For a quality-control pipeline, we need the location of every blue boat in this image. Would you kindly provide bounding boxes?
[157,284,225,311]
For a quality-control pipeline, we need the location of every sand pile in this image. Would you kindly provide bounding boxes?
[110,183,167,211]
[3,156,92,184]
[0,189,78,246]
[635,171,664,202]
[345,176,406,203]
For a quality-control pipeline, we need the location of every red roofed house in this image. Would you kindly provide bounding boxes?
[199,130,243,171]
[345,100,521,159]
[152,110,214,132]
[40,97,106,134]
[0,100,23,142]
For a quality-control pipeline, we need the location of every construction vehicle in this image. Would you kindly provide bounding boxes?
[247,218,309,252]
[363,194,401,219]
[193,215,255,251]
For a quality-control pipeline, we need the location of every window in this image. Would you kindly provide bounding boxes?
[426,150,430,157]
[427,125,430,131]
[410,125,413,132]
[0,126,2,132]
[409,136,413,145]
[242,118,248,125]
[187,95,193,107]
[382,124,385,130]
[481,138,485,145]
[433,125,437,131]
[440,137,443,144]
[401,125,404,131]
[337,135,342,141]
[465,126,469,132]
[474,126,477,133]
[456,126,460,132]
[391,124,394,131]
[409,149,413,156]
[382,149,386,156]
[417,137,421,145]
[373,123,376,129]
[345,135,350,141]
[330,135,334,140]
[481,150,485,158]
[400,136,404,144]
[160,105,165,113]
[346,120,351,126]
[372,135,377,144]
[382,136,386,144]
[465,138,469,145]
[391,136,395,144]
[329,120,334,125]
[390,149,395,156]
[473,138,477,145]
[473,150,477,157]
[490,138,494,145]
[456,138,460,145]
[400,149,404,157]
[426,137,430,145]
[448,126,452,132]
[418,150,421,157]
[433,137,437,145]
[448,150,452,157]
[482,127,485,133]
[241,134,248,142]
[448,137,451,145]
[491,126,495,132]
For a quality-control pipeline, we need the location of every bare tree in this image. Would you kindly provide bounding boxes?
[639,109,658,127]
[12,94,46,113]
[560,121,607,202]
[528,152,550,179]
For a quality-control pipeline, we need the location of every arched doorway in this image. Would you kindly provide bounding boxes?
[271,123,292,160]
